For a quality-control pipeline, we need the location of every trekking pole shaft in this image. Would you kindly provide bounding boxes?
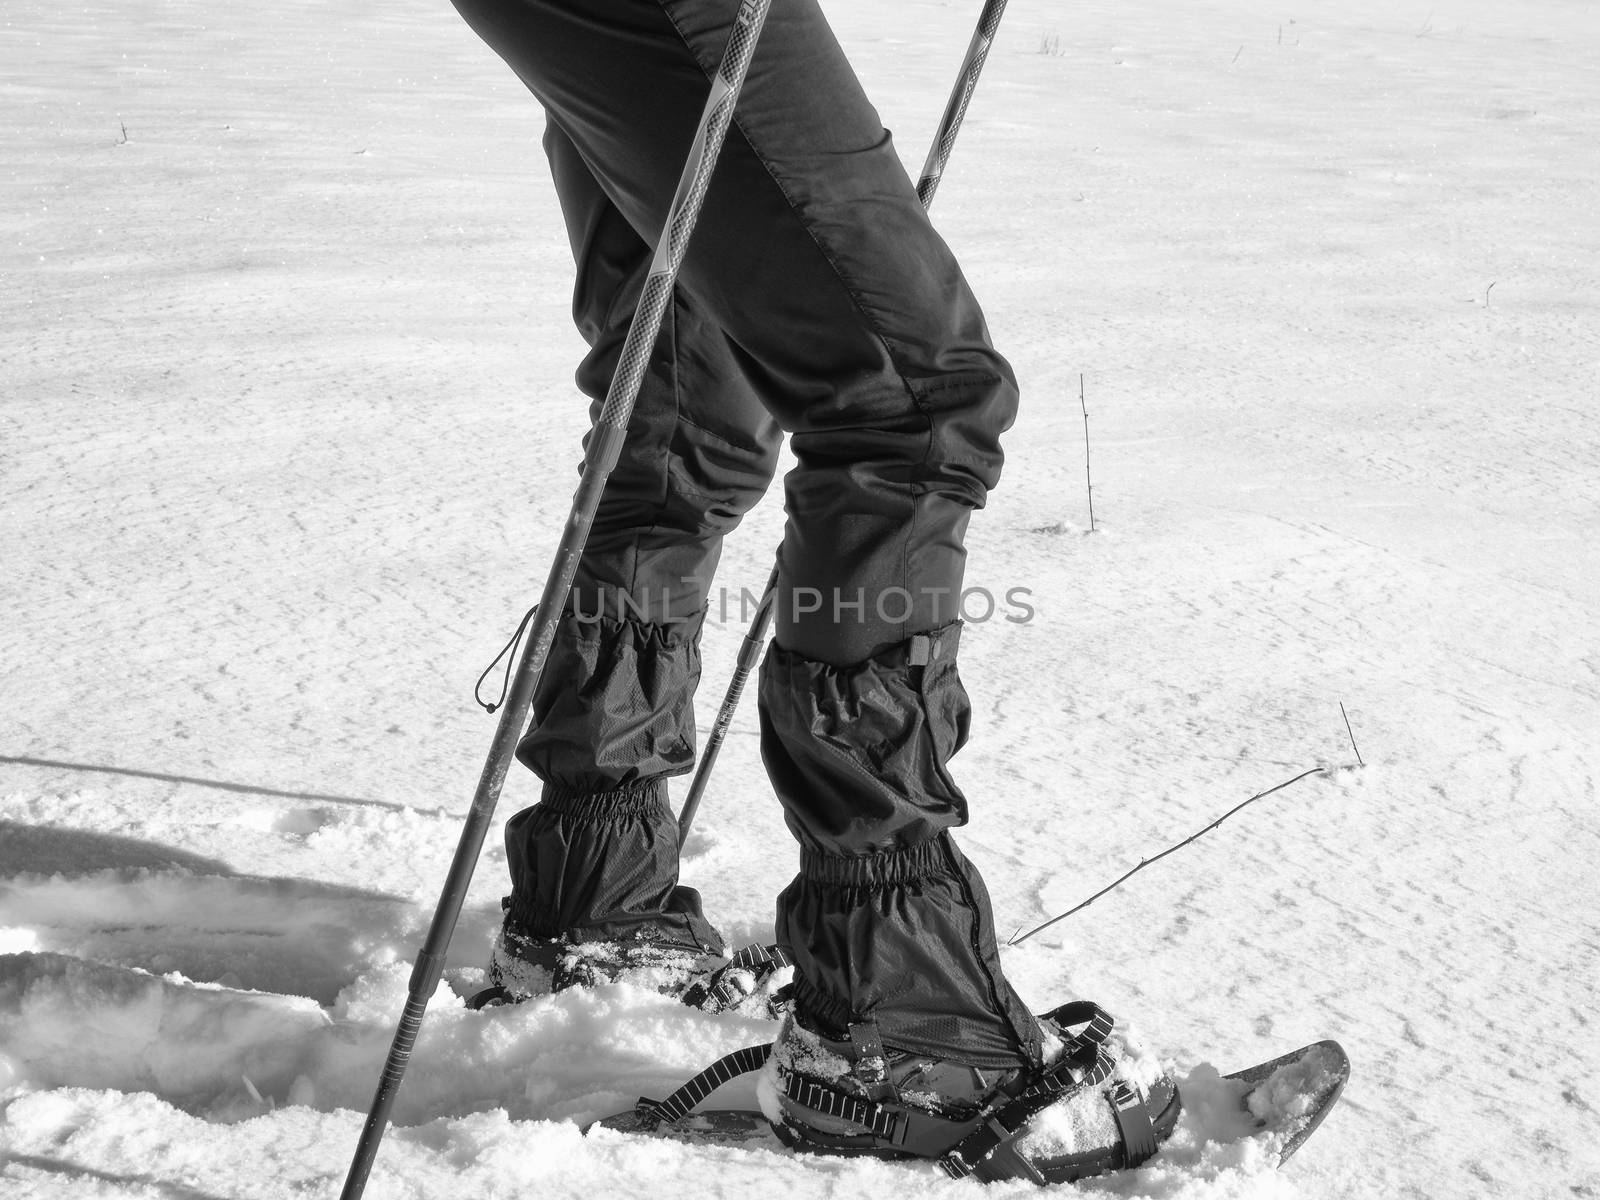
[681,0,1013,839]
[676,563,778,842]
[339,3,773,1195]
[916,0,1009,206]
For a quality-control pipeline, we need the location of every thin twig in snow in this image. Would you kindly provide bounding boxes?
[1006,766,1328,946]
[1340,701,1365,767]
[1080,373,1095,533]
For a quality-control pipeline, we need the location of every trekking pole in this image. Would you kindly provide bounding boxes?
[676,563,777,840]
[339,3,773,1196]
[916,0,1010,206]
[677,0,1013,841]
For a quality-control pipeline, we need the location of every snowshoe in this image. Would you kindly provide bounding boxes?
[594,1022,1349,1182]
[765,999,1180,1183]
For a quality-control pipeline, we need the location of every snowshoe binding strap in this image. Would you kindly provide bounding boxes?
[936,1004,1121,1180]
[1109,1078,1160,1163]
[466,985,514,1011]
[1014,998,1117,1103]
[681,943,792,1014]
[634,1043,774,1127]
[780,1072,911,1145]
[937,1043,1116,1179]
[941,1059,1182,1184]
[773,1073,991,1159]
[1043,999,1116,1053]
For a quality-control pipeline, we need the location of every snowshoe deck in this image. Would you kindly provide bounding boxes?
[1228,1038,1349,1166]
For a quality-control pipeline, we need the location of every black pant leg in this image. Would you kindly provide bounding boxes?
[502,124,779,954]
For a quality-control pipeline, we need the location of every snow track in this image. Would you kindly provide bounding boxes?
[2,869,412,1002]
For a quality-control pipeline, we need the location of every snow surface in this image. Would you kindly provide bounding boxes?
[3,0,1598,1196]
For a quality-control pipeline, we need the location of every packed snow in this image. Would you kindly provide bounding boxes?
[3,0,1597,1197]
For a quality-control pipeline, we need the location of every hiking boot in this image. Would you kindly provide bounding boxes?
[471,917,792,1015]
[473,919,717,1007]
[762,1000,1182,1184]
[478,770,729,1010]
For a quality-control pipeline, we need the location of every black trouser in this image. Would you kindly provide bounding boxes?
[454,0,1039,1068]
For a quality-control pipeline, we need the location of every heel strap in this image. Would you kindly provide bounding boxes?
[634,1043,773,1126]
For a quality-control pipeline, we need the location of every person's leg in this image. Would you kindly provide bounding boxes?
[495,120,782,985]
[451,0,1036,1066]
